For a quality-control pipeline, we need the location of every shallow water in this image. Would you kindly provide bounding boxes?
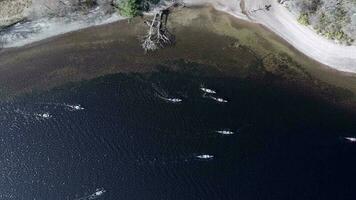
[1,67,356,200]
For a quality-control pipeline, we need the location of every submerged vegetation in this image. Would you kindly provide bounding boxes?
[281,0,356,45]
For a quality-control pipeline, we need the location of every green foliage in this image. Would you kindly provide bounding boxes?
[335,31,345,40]
[298,13,310,25]
[287,0,356,44]
[319,30,353,44]
[117,0,139,17]
[115,0,161,17]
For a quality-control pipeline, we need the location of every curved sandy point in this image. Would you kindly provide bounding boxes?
[184,0,356,73]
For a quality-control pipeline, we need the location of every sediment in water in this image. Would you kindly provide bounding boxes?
[0,7,356,110]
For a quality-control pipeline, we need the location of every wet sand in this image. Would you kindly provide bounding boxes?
[1,7,356,109]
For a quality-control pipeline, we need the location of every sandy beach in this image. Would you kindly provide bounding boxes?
[183,0,356,73]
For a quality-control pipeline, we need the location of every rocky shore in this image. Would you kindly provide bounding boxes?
[0,0,124,47]
[0,0,31,27]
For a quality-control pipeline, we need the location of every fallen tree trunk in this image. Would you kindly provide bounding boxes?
[141,6,179,52]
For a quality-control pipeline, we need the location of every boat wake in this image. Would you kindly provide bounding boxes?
[215,130,235,135]
[196,154,214,160]
[200,84,217,94]
[74,188,106,200]
[343,137,356,143]
[210,96,228,103]
[135,153,216,166]
[36,102,85,111]
[4,101,85,126]
[12,107,52,121]
[64,104,85,111]
[156,95,183,103]
[202,93,228,103]
[152,83,183,103]
[34,112,52,120]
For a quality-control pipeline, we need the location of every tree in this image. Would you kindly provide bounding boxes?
[117,0,139,17]
[141,10,175,52]
[298,13,310,25]
[284,0,356,44]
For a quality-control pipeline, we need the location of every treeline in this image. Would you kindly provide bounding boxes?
[0,0,163,29]
[60,0,162,17]
[113,0,161,17]
[30,0,161,18]
[280,0,356,45]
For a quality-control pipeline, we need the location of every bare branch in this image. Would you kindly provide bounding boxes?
[141,9,175,52]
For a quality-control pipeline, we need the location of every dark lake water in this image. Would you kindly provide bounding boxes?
[1,66,356,200]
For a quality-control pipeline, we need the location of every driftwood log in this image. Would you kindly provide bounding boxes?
[141,2,184,52]
[141,10,175,52]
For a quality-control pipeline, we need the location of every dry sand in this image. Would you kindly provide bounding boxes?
[184,0,356,73]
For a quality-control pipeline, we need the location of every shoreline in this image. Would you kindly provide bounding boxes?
[0,9,126,48]
[0,7,356,111]
[182,0,356,73]
[2,1,355,74]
